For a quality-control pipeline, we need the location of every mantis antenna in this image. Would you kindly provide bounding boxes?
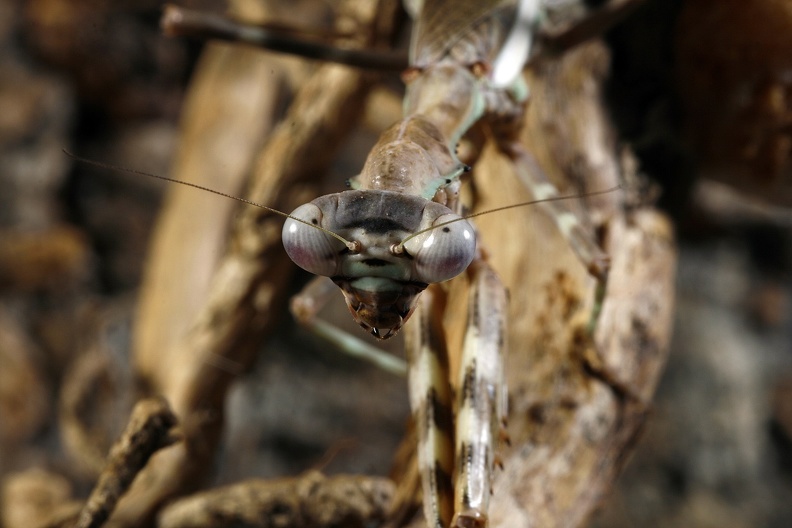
[64,149,618,257]
[63,149,360,252]
[394,185,622,251]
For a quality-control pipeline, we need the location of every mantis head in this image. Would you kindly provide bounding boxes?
[281,190,476,339]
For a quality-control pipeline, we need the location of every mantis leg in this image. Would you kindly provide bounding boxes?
[405,287,455,528]
[500,139,611,281]
[290,276,407,376]
[452,257,508,528]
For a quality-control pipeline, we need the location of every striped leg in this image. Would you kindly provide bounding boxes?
[452,258,508,528]
[405,287,455,528]
[502,141,610,281]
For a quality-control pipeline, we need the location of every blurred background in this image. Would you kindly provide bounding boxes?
[0,0,791,527]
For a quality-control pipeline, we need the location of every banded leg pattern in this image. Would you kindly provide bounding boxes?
[502,141,610,281]
[406,288,455,528]
[452,259,508,528]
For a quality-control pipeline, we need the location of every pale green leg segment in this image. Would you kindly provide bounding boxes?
[503,141,610,281]
[290,276,407,377]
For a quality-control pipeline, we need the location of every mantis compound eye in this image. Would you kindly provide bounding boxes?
[282,203,346,277]
[403,213,476,283]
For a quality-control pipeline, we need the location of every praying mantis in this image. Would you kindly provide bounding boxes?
[89,0,675,526]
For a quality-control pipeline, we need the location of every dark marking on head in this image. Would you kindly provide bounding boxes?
[362,258,390,267]
[341,217,407,234]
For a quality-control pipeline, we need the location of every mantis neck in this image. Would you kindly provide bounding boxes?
[353,62,485,201]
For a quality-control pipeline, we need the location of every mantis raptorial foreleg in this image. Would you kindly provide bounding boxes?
[397,251,508,528]
[477,82,611,282]
[452,257,508,528]
[406,287,455,528]
[498,138,611,281]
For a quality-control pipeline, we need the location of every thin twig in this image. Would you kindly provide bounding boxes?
[161,4,408,71]
[73,398,178,528]
[158,471,394,528]
[111,2,403,525]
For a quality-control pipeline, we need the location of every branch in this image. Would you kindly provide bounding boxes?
[161,4,407,71]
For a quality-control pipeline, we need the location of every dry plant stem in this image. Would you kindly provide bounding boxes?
[74,398,178,528]
[161,4,407,71]
[113,1,398,525]
[116,67,372,524]
[162,0,640,74]
[133,40,293,389]
[158,471,394,528]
